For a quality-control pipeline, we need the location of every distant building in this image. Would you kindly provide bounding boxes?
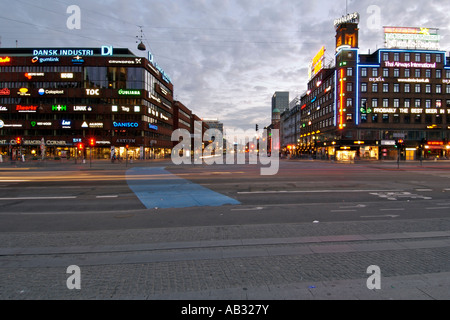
[271,92,289,122]
[203,119,224,134]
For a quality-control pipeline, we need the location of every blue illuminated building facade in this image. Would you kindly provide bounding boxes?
[299,16,450,161]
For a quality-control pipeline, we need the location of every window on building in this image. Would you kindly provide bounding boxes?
[394,53,400,61]
[426,69,431,78]
[346,114,353,123]
[383,114,389,123]
[383,68,389,77]
[404,69,410,77]
[415,84,421,93]
[404,115,410,123]
[436,85,442,94]
[436,100,442,108]
[415,99,421,108]
[347,83,353,92]
[361,83,367,92]
[415,114,422,123]
[383,83,389,93]
[372,68,378,77]
[405,53,410,62]
[405,84,410,93]
[426,84,431,93]
[426,100,432,108]
[372,83,378,92]
[394,99,400,108]
[383,99,389,107]
[361,68,367,77]
[394,84,400,93]
[394,69,400,77]
[383,53,389,61]
[415,69,421,77]
[436,69,442,79]
[415,54,421,62]
[426,54,431,63]
[404,99,411,108]
[372,99,378,108]
[347,68,353,76]
[436,54,442,63]
[347,98,353,107]
[393,114,400,123]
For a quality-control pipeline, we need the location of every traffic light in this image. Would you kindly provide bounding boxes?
[77,143,84,150]
[125,144,129,149]
[256,124,259,132]
[360,101,367,114]
[395,139,405,150]
[16,137,22,145]
[89,138,96,147]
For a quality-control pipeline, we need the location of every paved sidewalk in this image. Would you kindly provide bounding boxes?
[0,218,449,300]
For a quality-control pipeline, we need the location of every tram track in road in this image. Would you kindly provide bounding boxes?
[1,229,449,268]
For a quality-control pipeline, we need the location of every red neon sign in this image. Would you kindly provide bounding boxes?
[428,141,444,146]
[339,68,344,130]
[0,57,11,63]
[0,88,10,96]
[16,105,38,112]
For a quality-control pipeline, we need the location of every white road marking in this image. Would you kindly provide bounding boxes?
[231,207,264,211]
[361,214,400,218]
[0,196,77,201]
[238,189,402,195]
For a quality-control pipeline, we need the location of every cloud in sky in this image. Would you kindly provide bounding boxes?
[1,0,450,131]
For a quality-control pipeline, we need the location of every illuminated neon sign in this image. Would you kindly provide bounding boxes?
[33,49,94,56]
[0,88,10,96]
[113,121,139,128]
[0,57,11,63]
[16,105,38,112]
[52,105,67,111]
[118,89,141,96]
[384,27,440,50]
[385,61,436,69]
[334,12,360,29]
[309,46,325,80]
[339,69,345,130]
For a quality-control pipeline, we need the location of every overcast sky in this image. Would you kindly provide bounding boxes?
[1,0,450,132]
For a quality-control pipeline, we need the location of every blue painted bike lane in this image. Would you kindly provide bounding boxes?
[126,167,240,209]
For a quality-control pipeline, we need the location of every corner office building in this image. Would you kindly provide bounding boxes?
[299,15,450,161]
[0,47,174,160]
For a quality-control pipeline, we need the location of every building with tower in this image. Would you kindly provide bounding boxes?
[297,13,450,161]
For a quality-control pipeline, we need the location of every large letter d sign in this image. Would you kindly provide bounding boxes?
[101,46,113,56]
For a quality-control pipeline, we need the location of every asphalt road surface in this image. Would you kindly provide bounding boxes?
[0,159,449,301]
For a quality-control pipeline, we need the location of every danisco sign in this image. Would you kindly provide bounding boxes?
[113,121,139,128]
